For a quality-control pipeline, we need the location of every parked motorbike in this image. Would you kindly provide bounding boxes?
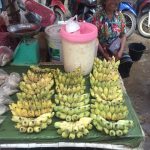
[119,0,150,38]
[119,2,137,37]
[19,0,66,26]
[137,0,150,38]
[69,0,150,38]
[45,0,66,22]
[68,0,97,22]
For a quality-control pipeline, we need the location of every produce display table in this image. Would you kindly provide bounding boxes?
[0,66,144,149]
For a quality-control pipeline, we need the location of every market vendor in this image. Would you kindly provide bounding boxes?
[93,0,127,61]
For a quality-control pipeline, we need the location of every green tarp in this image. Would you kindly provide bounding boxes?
[0,66,144,148]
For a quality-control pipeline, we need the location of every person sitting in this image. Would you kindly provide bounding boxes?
[92,0,127,61]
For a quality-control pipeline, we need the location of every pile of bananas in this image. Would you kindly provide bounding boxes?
[91,115,134,137]
[54,117,92,139]
[54,68,90,122]
[90,58,128,120]
[54,68,92,139]
[90,58,134,136]
[9,66,55,133]
[12,112,54,133]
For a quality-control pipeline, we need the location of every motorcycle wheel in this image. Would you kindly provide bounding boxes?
[54,8,65,23]
[138,13,150,38]
[122,11,136,37]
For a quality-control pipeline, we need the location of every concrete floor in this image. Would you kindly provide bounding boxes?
[124,33,150,150]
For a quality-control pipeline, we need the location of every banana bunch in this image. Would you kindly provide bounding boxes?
[94,57,120,71]
[20,79,54,92]
[54,93,90,121]
[55,93,90,103]
[16,90,54,101]
[22,67,53,84]
[30,66,52,73]
[54,117,92,139]
[20,71,54,101]
[91,114,134,137]
[92,57,120,82]
[55,68,82,79]
[90,80,120,89]
[55,105,90,121]
[91,101,128,121]
[55,93,90,105]
[9,100,55,118]
[16,66,55,101]
[90,85,123,102]
[90,71,119,83]
[56,84,86,95]
[54,68,85,86]
[12,112,54,133]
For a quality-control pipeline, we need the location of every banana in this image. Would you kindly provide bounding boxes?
[54,117,92,139]
[11,67,55,134]
[93,114,134,136]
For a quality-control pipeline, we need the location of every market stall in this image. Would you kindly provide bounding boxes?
[0,1,145,149]
[0,64,144,149]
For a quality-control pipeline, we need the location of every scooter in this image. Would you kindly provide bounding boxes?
[68,0,136,36]
[137,0,150,38]
[119,0,150,38]
[45,0,66,22]
[19,0,66,26]
[119,2,137,37]
[68,0,97,22]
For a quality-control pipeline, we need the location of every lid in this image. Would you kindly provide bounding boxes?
[60,22,98,43]
[45,25,61,38]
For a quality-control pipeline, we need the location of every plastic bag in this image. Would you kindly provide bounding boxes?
[66,15,80,33]
[0,86,18,96]
[0,46,13,66]
[0,69,9,85]
[0,95,13,105]
[4,72,21,88]
[0,11,9,26]
[0,116,6,125]
[0,104,9,115]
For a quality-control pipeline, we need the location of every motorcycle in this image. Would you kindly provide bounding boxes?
[119,0,150,38]
[68,0,97,22]
[119,2,137,37]
[137,0,150,38]
[45,0,66,22]
[69,0,150,38]
[19,0,66,26]
[68,0,135,36]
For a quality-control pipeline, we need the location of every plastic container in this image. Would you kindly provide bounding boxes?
[11,39,40,65]
[129,43,146,61]
[118,54,133,78]
[45,25,63,63]
[60,22,98,75]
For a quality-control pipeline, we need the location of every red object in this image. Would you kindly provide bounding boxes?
[25,0,56,27]
[139,0,150,13]
[51,0,66,13]
[0,33,19,51]
[0,17,7,32]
